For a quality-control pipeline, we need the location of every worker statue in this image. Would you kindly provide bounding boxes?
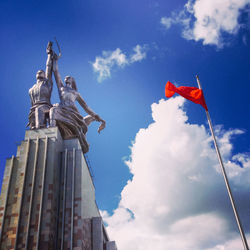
[27,42,54,129]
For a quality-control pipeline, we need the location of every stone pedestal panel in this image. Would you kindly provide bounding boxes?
[0,127,117,250]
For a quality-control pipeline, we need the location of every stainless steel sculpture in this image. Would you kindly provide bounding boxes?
[28,41,105,153]
[28,42,53,129]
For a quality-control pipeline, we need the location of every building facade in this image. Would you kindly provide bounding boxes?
[0,127,116,250]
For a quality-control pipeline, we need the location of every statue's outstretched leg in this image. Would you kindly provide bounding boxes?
[49,107,57,127]
[35,106,47,129]
[28,110,36,129]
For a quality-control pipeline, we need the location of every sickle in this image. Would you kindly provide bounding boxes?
[54,37,62,58]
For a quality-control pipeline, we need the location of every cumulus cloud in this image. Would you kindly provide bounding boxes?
[161,0,250,48]
[92,45,147,82]
[103,97,250,250]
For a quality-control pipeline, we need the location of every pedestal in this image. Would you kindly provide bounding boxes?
[0,127,117,250]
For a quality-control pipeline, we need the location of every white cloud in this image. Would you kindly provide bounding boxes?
[208,236,250,250]
[103,97,250,250]
[161,0,250,48]
[92,45,147,82]
[130,45,147,63]
[92,48,128,82]
[160,17,174,29]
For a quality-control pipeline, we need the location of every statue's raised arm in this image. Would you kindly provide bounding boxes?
[52,54,64,100]
[45,41,53,85]
[50,55,106,153]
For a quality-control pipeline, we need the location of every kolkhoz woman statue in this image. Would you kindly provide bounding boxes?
[49,45,106,153]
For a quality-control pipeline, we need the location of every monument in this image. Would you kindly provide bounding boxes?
[0,42,116,250]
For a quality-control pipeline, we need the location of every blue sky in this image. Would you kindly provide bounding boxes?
[0,0,250,249]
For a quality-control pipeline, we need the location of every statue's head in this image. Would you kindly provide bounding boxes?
[64,76,77,91]
[36,70,45,80]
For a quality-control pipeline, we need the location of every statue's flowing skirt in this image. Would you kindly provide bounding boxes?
[51,104,92,153]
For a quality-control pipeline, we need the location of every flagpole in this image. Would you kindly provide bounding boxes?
[196,75,249,250]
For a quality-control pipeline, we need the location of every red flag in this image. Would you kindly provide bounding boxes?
[165,81,208,110]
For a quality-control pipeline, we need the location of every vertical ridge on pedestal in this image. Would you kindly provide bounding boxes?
[61,148,68,250]
[92,217,103,250]
[0,155,15,245]
[14,138,31,250]
[71,148,76,250]
[25,137,40,249]
[36,136,48,250]
[55,152,63,250]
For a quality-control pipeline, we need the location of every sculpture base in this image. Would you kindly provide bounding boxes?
[0,127,117,250]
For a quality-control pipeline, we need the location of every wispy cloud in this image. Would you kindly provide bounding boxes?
[102,97,250,249]
[92,45,147,82]
[130,45,147,63]
[161,0,250,48]
[160,17,174,30]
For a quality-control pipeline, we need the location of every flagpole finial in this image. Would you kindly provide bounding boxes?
[195,75,202,90]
